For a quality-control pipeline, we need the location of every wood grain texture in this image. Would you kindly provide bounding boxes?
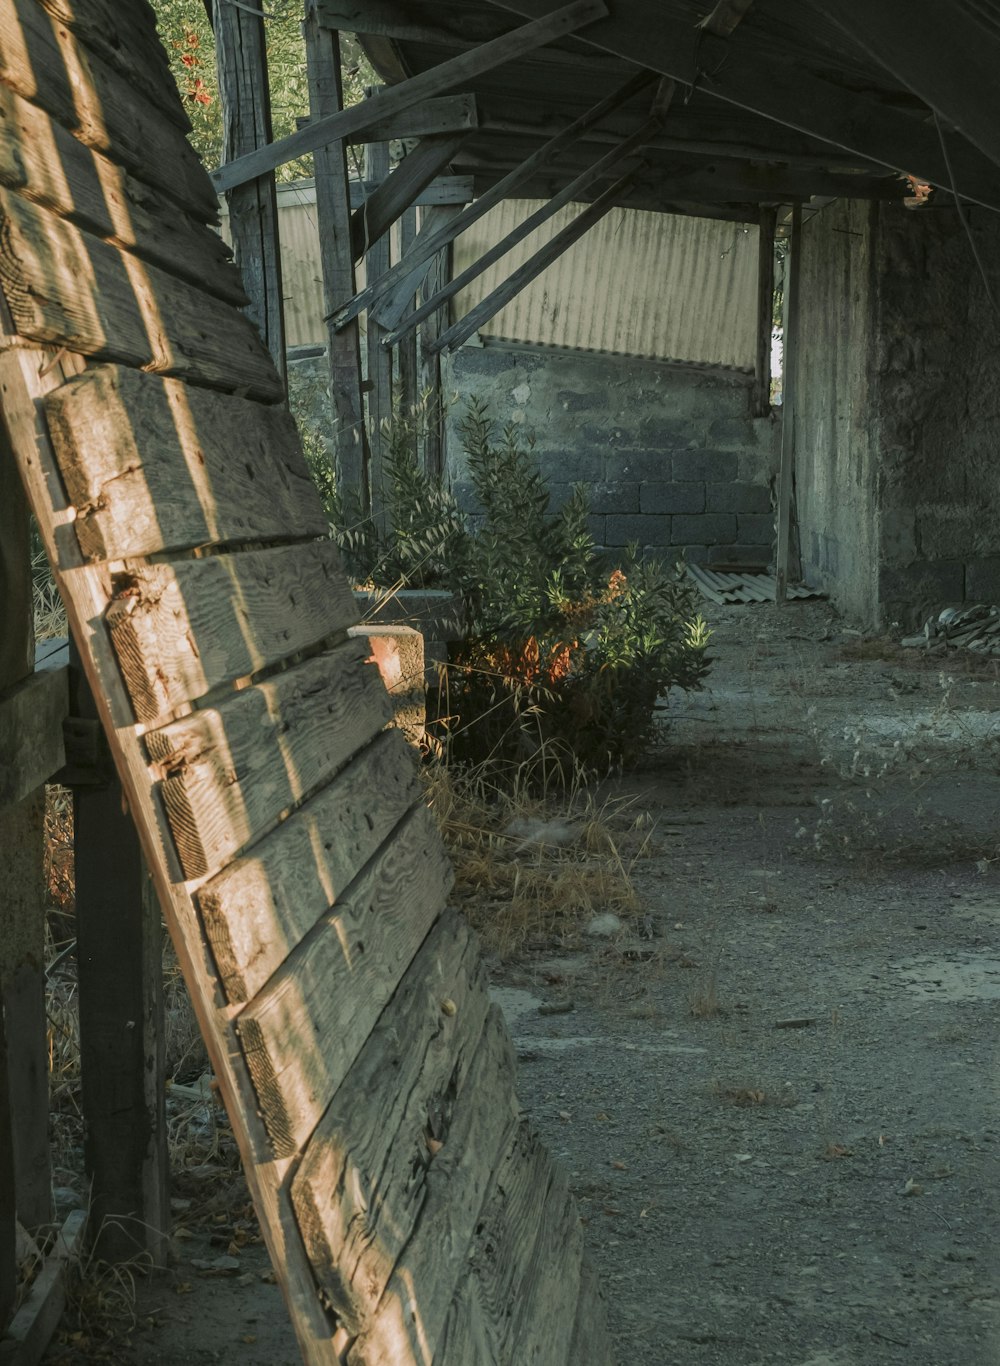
[197,728,422,1003]
[145,638,392,880]
[43,365,323,561]
[0,84,246,305]
[236,802,454,1157]
[107,541,357,725]
[0,0,218,220]
[347,1006,520,1366]
[0,664,67,803]
[291,909,490,1332]
[0,190,282,400]
[566,1254,615,1366]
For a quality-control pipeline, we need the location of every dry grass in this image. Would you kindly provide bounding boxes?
[424,749,655,957]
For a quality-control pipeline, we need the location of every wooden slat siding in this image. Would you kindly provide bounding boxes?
[0,85,247,307]
[567,1256,615,1365]
[346,1006,520,1366]
[0,346,340,1363]
[0,190,283,401]
[0,0,218,222]
[43,366,325,562]
[145,639,392,881]
[35,0,186,135]
[291,909,490,1332]
[236,802,454,1157]
[107,542,357,726]
[197,728,421,1003]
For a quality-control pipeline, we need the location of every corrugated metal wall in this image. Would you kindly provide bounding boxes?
[451,202,759,368]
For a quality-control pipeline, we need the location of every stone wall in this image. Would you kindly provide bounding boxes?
[442,346,781,565]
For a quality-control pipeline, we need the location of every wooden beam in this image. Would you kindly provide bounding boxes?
[429,165,639,353]
[212,1,607,192]
[0,1210,86,1364]
[349,93,478,142]
[775,202,801,605]
[488,0,1000,210]
[370,205,463,331]
[329,69,655,330]
[349,133,468,261]
[810,0,1000,176]
[71,648,169,1266]
[419,225,450,480]
[752,206,776,418]
[304,12,370,507]
[365,140,394,530]
[397,205,419,433]
[0,667,68,805]
[382,118,657,348]
[213,0,286,382]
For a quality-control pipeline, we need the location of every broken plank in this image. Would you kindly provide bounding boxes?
[213,1,607,192]
[0,0,218,221]
[107,541,357,726]
[197,728,422,1003]
[145,637,392,880]
[0,191,282,400]
[0,1210,86,1366]
[0,665,68,804]
[349,133,468,261]
[0,85,246,306]
[236,801,454,1156]
[346,1005,519,1366]
[43,365,324,561]
[566,1254,615,1365]
[291,909,489,1332]
[369,205,462,332]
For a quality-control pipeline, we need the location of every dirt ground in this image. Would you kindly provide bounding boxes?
[47,598,1000,1364]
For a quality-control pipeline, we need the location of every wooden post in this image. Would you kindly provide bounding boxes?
[774,202,801,605]
[365,140,394,527]
[753,206,776,417]
[420,234,450,482]
[0,1002,13,1332]
[398,206,419,441]
[303,8,370,509]
[70,644,169,1265]
[213,0,287,386]
[0,432,51,1238]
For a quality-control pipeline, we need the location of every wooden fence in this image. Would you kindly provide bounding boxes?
[0,1,612,1362]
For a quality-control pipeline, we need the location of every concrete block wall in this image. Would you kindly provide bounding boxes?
[443,346,781,566]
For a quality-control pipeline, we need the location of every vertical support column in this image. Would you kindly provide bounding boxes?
[0,1004,12,1332]
[0,435,51,1238]
[303,7,370,508]
[365,139,394,528]
[775,203,801,605]
[398,205,420,439]
[753,206,776,418]
[213,0,287,387]
[419,236,451,481]
[71,647,169,1265]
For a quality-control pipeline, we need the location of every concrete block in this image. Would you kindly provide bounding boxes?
[672,449,738,482]
[670,513,737,545]
[638,415,698,446]
[586,514,607,545]
[451,481,481,513]
[556,389,605,412]
[737,513,776,545]
[708,544,770,567]
[708,415,756,447]
[579,423,634,447]
[706,481,771,514]
[639,482,705,514]
[616,449,671,481]
[589,482,639,514]
[965,556,1000,601]
[878,559,965,628]
[349,623,425,741]
[605,513,672,546]
[536,448,604,483]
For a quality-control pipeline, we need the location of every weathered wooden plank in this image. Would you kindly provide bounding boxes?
[0,996,13,1332]
[0,0,218,221]
[214,0,286,380]
[365,140,393,528]
[0,665,68,804]
[0,86,246,306]
[291,909,490,1331]
[346,1005,519,1366]
[145,638,391,881]
[504,1151,584,1362]
[197,728,422,1003]
[349,134,467,261]
[434,1278,493,1366]
[0,190,283,401]
[566,1254,615,1366]
[0,1209,85,1365]
[213,1,608,192]
[107,541,357,726]
[369,204,462,333]
[775,203,801,605]
[236,801,453,1156]
[752,206,776,418]
[43,365,324,561]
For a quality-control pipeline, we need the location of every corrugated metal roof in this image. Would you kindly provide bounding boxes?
[451,203,759,367]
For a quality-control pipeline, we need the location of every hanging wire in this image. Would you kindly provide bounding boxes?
[934,111,1000,319]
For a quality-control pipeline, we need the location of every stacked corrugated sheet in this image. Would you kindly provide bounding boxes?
[687,563,824,605]
[901,604,1000,654]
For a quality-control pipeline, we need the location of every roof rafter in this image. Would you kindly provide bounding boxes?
[349,132,469,259]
